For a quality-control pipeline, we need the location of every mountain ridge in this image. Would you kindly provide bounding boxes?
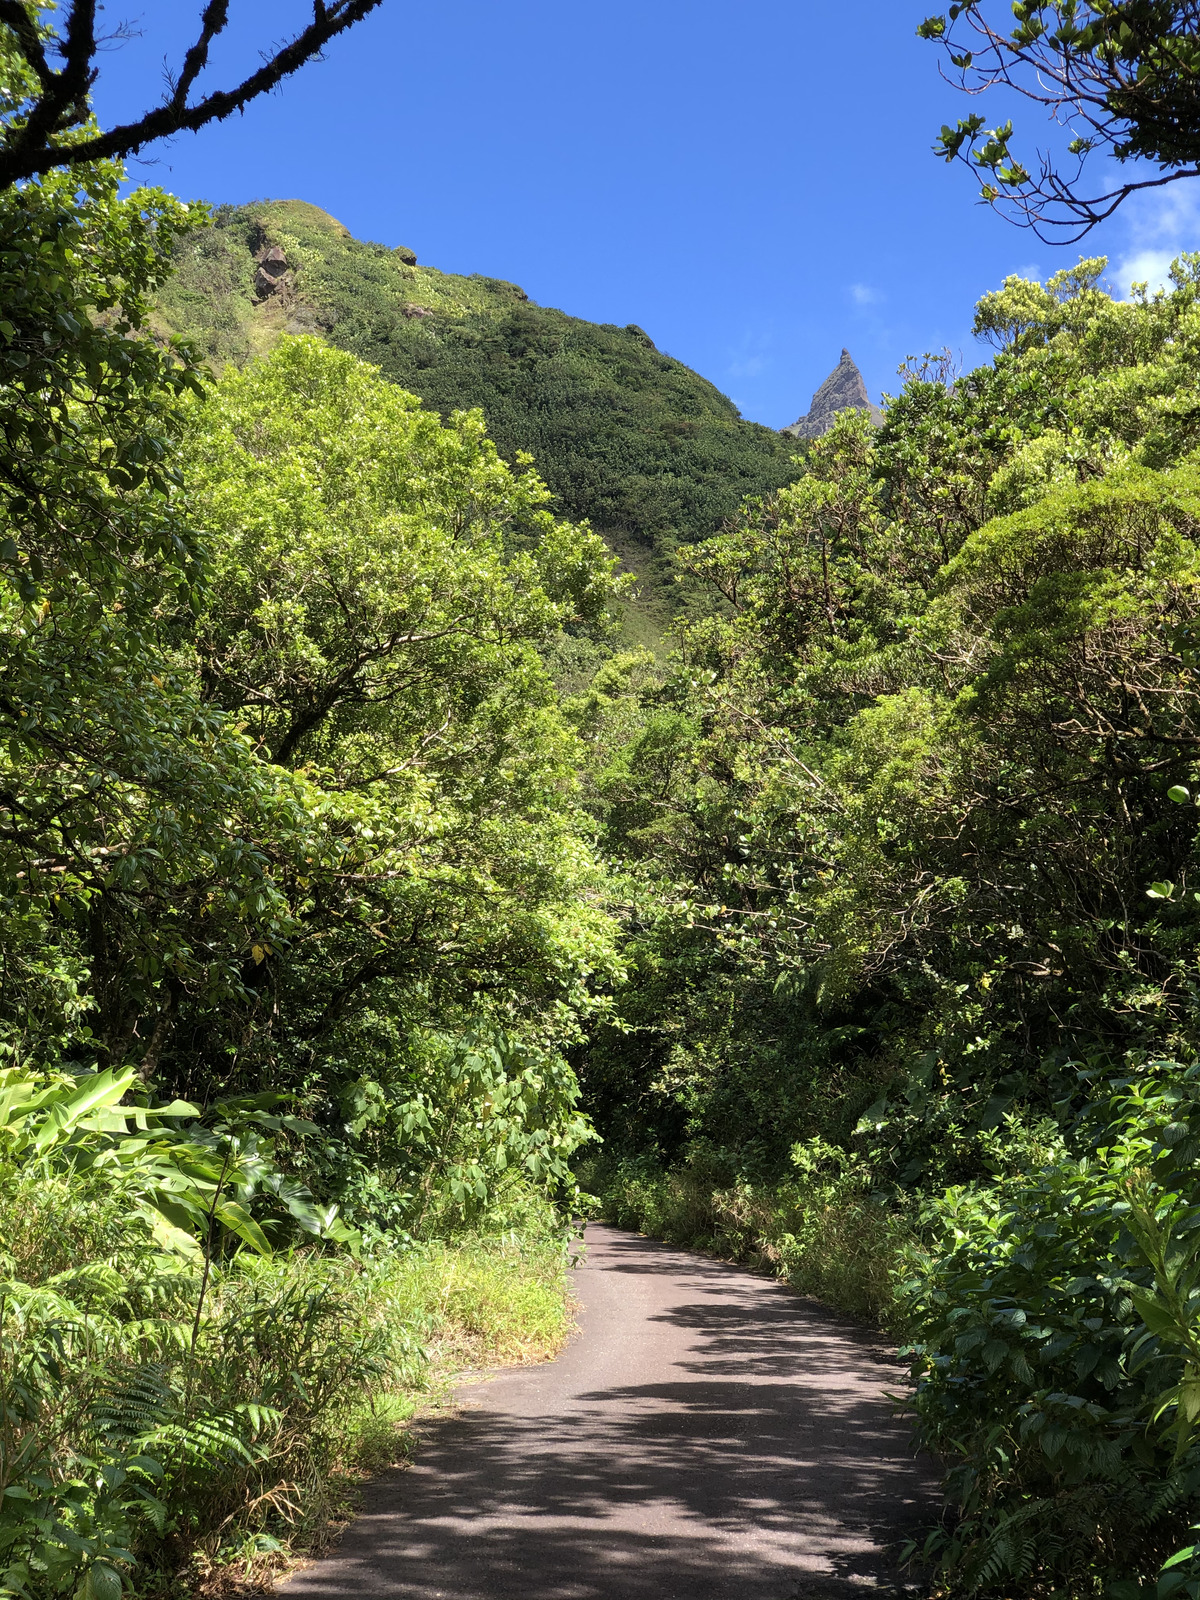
[154,200,805,634]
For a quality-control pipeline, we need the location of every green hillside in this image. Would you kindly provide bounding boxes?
[154,199,801,628]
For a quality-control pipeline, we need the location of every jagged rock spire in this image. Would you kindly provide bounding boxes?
[782,349,880,440]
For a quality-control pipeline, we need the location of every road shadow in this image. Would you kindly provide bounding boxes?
[586,1230,904,1358]
[284,1226,939,1600]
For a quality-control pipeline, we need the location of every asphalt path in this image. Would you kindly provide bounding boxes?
[284,1224,938,1600]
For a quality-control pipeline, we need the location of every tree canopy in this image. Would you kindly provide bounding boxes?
[0,165,622,1221]
[578,253,1200,1591]
[15,27,1200,1595]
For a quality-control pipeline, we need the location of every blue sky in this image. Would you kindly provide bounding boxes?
[92,0,1200,430]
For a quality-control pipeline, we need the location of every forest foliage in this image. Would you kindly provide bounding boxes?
[0,158,612,1599]
[577,255,1200,1595]
[10,50,1200,1600]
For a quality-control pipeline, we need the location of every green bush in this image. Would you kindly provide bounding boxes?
[584,1141,912,1326]
[901,1065,1200,1595]
[0,1072,574,1599]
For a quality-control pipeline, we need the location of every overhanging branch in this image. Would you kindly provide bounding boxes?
[0,0,386,190]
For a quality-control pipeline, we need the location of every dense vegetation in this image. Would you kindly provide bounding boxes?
[152,199,802,633]
[12,30,1200,1600]
[0,157,618,1597]
[579,256,1200,1595]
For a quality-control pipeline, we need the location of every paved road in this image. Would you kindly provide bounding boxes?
[285,1225,938,1600]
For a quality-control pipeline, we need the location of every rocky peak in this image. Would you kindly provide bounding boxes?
[782,348,880,440]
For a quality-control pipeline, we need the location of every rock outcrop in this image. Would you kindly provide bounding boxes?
[783,348,881,440]
[253,245,290,299]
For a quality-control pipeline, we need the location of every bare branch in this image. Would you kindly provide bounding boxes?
[0,0,386,190]
[170,1,232,112]
[920,1,1200,239]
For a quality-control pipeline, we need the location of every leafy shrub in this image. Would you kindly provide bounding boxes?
[0,1069,574,1598]
[901,1065,1200,1595]
[0,1192,571,1598]
[585,1141,912,1325]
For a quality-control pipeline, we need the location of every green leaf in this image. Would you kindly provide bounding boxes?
[214,1200,273,1256]
[1131,1289,1181,1340]
[79,1563,122,1600]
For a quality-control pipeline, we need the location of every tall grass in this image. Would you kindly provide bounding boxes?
[583,1153,912,1329]
[0,1162,573,1598]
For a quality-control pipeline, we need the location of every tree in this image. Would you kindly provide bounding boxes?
[919,1,1200,238]
[581,254,1200,1179]
[0,164,300,1075]
[0,0,385,190]
[0,146,620,1225]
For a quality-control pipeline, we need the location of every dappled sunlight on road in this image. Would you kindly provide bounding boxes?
[284,1225,938,1600]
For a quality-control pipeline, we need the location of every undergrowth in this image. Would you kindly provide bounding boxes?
[580,1149,912,1329]
[0,1159,573,1599]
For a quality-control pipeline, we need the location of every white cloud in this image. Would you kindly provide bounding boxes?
[1009,262,1042,283]
[1113,181,1200,296]
[849,283,880,306]
[1115,248,1178,295]
[725,329,773,383]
